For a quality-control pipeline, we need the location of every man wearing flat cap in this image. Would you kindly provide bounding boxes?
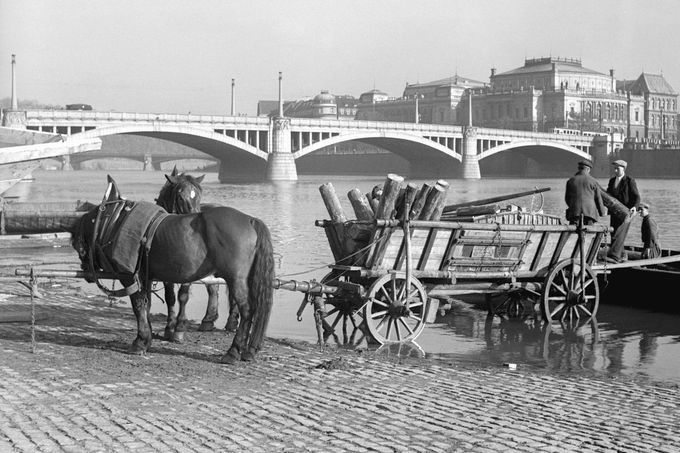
[606,159,640,262]
[565,160,605,225]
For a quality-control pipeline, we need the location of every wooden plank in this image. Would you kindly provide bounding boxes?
[557,233,579,263]
[379,228,404,269]
[423,229,453,271]
[534,232,562,272]
[518,232,543,271]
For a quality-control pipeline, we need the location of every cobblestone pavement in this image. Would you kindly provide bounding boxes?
[0,281,679,453]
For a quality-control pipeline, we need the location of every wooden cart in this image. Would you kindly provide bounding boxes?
[299,215,610,345]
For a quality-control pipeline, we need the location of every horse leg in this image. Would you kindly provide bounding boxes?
[224,286,240,332]
[163,282,178,341]
[128,291,152,355]
[221,280,252,364]
[173,284,191,343]
[199,284,219,331]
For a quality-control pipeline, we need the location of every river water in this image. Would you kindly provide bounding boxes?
[6,169,680,385]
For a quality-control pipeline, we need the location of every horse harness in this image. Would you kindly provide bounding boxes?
[89,199,168,297]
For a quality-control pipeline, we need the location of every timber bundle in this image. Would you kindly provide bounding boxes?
[319,173,451,224]
[318,173,560,226]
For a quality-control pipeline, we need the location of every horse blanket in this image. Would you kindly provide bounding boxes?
[94,200,168,275]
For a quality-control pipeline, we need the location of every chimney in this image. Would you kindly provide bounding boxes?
[278,72,283,117]
[11,54,18,110]
[610,69,615,77]
[490,67,496,77]
[230,78,235,115]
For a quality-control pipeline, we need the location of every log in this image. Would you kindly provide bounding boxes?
[319,183,347,223]
[409,184,431,219]
[599,188,631,224]
[368,197,379,215]
[419,183,447,220]
[395,183,419,221]
[347,188,374,221]
[375,174,404,219]
[443,187,551,213]
[428,180,450,221]
[449,204,501,217]
[0,211,85,235]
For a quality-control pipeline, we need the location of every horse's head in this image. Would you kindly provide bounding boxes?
[70,207,97,282]
[156,167,204,214]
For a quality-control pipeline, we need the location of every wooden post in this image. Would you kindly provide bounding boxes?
[409,184,431,219]
[395,183,419,220]
[429,180,450,221]
[347,188,374,220]
[319,183,347,223]
[419,182,447,220]
[375,174,404,219]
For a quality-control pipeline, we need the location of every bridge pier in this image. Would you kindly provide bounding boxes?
[461,126,481,179]
[60,154,73,171]
[143,153,153,171]
[265,117,298,181]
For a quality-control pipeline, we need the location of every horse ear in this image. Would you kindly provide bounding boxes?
[171,165,179,176]
[105,175,122,201]
[196,175,205,184]
[165,174,179,184]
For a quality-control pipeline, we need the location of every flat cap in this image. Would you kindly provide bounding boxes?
[577,160,592,168]
[612,159,627,168]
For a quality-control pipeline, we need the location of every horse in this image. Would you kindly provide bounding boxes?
[154,167,239,342]
[70,176,274,363]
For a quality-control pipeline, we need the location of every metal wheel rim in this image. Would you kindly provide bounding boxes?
[365,272,428,344]
[542,259,599,323]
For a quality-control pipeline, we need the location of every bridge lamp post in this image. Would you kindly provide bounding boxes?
[414,93,423,124]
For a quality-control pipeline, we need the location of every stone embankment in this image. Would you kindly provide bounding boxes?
[0,278,678,453]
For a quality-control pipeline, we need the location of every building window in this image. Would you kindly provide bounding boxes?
[635,110,639,122]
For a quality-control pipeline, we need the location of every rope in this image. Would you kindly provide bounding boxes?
[276,232,389,279]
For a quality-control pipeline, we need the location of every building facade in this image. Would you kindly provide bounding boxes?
[355,76,486,124]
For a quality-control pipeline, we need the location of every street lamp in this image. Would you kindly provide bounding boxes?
[415,93,423,124]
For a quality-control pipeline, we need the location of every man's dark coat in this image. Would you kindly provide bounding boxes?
[565,169,605,223]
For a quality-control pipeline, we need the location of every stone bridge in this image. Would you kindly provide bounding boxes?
[9,110,617,181]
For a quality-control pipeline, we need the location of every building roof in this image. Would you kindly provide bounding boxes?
[496,57,604,77]
[628,73,677,95]
[406,74,486,89]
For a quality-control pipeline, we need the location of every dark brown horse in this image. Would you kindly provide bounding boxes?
[71,176,274,363]
[155,168,239,342]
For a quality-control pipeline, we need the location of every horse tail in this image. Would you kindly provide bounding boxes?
[247,217,275,352]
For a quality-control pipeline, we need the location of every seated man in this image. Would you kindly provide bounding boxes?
[606,160,640,262]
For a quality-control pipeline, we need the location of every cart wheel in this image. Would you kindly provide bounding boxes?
[318,272,367,346]
[365,272,428,344]
[542,259,599,323]
[486,289,537,319]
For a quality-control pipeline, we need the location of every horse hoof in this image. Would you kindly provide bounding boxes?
[172,331,185,343]
[127,345,146,355]
[163,330,174,341]
[198,322,215,332]
[241,351,255,362]
[220,353,239,365]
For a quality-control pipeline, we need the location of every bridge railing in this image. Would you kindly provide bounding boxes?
[289,117,464,134]
[475,127,594,144]
[25,110,270,127]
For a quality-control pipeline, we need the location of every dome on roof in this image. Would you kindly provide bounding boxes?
[314,90,336,104]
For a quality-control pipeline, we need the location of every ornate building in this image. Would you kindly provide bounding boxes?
[469,57,647,137]
[619,73,677,141]
[258,90,358,120]
[355,76,486,124]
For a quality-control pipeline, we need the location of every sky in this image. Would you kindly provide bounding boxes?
[1,0,679,116]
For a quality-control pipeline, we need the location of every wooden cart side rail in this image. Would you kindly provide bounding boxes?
[328,264,550,280]
[373,219,611,233]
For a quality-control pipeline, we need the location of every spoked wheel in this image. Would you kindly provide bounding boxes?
[365,272,428,344]
[318,272,367,346]
[542,259,599,323]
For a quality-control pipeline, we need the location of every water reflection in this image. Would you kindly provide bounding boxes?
[16,170,680,386]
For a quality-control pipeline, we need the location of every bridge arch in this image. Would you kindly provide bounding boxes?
[73,124,269,161]
[293,131,462,161]
[479,140,591,161]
